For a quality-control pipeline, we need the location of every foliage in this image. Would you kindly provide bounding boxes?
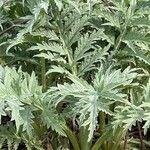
[0,0,150,149]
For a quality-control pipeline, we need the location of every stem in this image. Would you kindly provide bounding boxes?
[107,127,124,150]
[124,131,128,150]
[113,130,123,150]
[62,37,77,75]
[63,125,80,150]
[99,112,105,133]
[41,57,46,92]
[114,26,127,52]
[99,112,106,150]
[111,18,129,58]
[79,126,92,150]
[137,122,145,150]
[20,100,43,111]
[58,21,77,76]
[72,64,78,75]
[32,117,46,138]
[91,133,108,150]
[0,19,29,36]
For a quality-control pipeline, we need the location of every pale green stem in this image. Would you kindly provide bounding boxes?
[91,133,108,150]
[58,24,77,76]
[107,127,124,150]
[111,18,129,57]
[79,126,92,150]
[99,112,107,149]
[99,112,105,133]
[63,125,80,150]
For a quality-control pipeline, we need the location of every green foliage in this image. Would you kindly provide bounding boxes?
[0,123,44,150]
[0,66,65,149]
[0,0,150,149]
[50,66,138,141]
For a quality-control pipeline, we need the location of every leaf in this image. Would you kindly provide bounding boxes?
[28,42,66,55]
[34,52,66,63]
[143,118,150,135]
[141,79,150,134]
[113,105,144,132]
[41,105,65,136]
[0,124,21,150]
[6,38,25,55]
[74,29,104,62]
[6,98,24,132]
[51,66,137,141]
[46,65,70,75]
[124,41,150,65]
[123,31,150,43]
[0,66,42,134]
[89,18,115,45]
[67,0,81,14]
[31,29,59,40]
[54,0,63,11]
[66,15,88,47]
[20,107,34,136]
[130,17,150,27]
[94,66,138,103]
[144,78,150,102]
[137,102,150,135]
[56,77,102,141]
[0,100,6,123]
[98,9,120,29]
[78,44,110,76]
[28,72,39,94]
[40,0,49,14]
[33,0,49,19]
[0,1,4,8]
